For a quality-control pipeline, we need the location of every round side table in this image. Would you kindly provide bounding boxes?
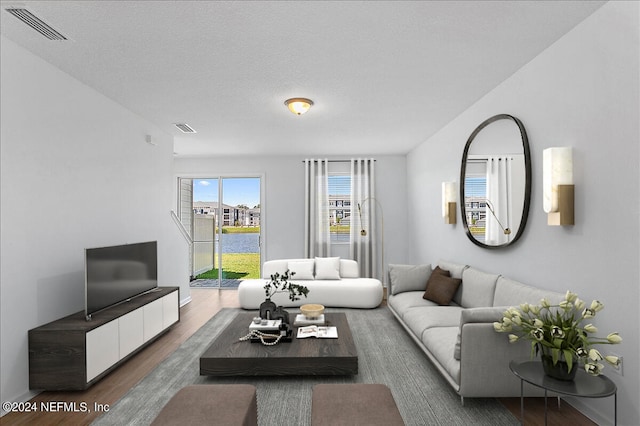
[509,360,617,425]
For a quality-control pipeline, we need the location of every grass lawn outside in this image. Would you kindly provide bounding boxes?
[469,226,486,239]
[219,226,260,234]
[329,225,350,234]
[195,253,260,279]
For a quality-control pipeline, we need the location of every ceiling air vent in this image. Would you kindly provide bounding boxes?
[174,123,197,134]
[5,8,67,40]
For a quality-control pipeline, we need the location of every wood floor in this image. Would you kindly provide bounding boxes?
[2,288,595,426]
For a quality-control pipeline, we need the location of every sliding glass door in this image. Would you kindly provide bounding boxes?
[179,176,262,288]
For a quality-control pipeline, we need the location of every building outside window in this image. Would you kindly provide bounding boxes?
[328,173,351,243]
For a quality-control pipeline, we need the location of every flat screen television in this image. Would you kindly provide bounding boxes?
[85,241,158,319]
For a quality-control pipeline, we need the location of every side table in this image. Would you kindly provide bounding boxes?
[509,360,617,426]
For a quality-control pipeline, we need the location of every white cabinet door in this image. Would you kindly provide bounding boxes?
[86,320,119,382]
[119,309,144,359]
[143,298,164,342]
[162,291,179,328]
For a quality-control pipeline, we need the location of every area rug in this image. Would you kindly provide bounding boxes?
[93,307,517,426]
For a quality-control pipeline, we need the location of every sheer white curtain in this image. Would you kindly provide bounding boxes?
[304,159,331,258]
[485,156,512,245]
[349,158,378,279]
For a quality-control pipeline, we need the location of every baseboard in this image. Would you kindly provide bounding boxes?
[180,295,192,307]
[565,396,613,425]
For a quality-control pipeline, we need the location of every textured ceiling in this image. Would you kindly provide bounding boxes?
[0,1,605,157]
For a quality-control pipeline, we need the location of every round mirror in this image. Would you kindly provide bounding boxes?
[459,114,531,249]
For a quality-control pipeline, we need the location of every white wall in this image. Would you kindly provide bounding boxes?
[173,155,409,279]
[0,36,190,406]
[406,2,639,425]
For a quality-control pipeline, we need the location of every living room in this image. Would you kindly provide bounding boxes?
[1,1,638,425]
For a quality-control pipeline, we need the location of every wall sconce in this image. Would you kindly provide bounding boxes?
[442,182,457,224]
[543,147,574,226]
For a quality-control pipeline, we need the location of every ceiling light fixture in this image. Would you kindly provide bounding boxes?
[284,98,314,115]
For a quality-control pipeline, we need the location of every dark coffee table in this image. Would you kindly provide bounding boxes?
[200,312,358,376]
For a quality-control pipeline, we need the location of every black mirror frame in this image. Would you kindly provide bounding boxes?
[459,114,532,249]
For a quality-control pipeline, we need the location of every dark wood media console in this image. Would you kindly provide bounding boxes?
[28,286,179,391]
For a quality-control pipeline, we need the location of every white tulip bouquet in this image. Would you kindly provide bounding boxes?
[494,291,622,376]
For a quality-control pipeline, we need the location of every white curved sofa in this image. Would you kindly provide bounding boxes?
[238,257,383,309]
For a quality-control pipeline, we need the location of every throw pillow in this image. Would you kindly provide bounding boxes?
[423,273,462,305]
[388,264,432,295]
[287,260,315,280]
[315,257,341,280]
[431,265,451,277]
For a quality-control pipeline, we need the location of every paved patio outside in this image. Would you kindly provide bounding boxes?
[190,278,242,288]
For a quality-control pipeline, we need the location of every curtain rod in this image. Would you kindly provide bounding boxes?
[301,159,376,163]
[467,157,513,162]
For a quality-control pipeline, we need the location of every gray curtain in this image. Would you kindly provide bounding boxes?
[349,158,379,279]
[304,159,331,258]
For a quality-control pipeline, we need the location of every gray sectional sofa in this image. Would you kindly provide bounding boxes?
[387,260,565,399]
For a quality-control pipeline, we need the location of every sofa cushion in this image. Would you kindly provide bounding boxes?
[460,267,500,308]
[493,276,565,307]
[402,306,463,339]
[431,265,450,277]
[422,327,461,385]
[437,260,468,305]
[437,260,467,279]
[423,273,461,305]
[315,257,341,280]
[388,264,431,295]
[339,259,359,278]
[388,292,439,318]
[263,259,298,277]
[288,260,315,280]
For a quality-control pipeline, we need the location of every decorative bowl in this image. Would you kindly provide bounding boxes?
[300,304,325,319]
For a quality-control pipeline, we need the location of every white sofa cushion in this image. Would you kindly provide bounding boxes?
[263,259,294,277]
[315,257,341,280]
[339,259,359,278]
[288,260,315,280]
[263,258,358,280]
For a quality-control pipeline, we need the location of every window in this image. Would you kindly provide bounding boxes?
[464,175,487,242]
[328,173,351,243]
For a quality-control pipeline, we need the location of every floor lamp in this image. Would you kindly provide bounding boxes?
[357,197,385,287]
